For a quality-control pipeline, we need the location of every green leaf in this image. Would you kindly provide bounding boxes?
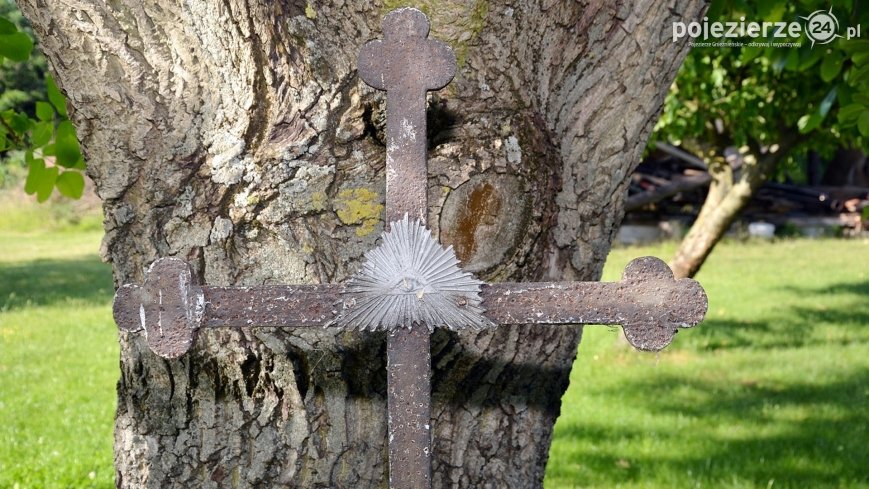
[837,84,855,106]
[31,121,52,147]
[851,63,869,83]
[0,18,16,35]
[0,31,33,61]
[55,136,81,168]
[36,166,58,202]
[798,47,823,71]
[54,120,83,167]
[56,120,75,139]
[853,51,869,66]
[36,101,54,122]
[5,111,30,134]
[54,123,81,168]
[838,103,865,123]
[820,51,844,82]
[55,170,84,199]
[24,157,43,194]
[24,157,58,201]
[859,111,869,138]
[46,76,67,118]
[798,113,821,134]
[841,40,869,54]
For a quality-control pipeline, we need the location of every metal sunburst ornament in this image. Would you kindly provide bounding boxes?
[337,214,495,332]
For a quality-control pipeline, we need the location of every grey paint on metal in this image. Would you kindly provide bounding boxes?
[336,214,494,332]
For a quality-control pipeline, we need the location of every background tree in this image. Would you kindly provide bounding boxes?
[653,0,869,278]
[18,1,704,486]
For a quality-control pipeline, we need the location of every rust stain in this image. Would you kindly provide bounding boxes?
[452,182,501,262]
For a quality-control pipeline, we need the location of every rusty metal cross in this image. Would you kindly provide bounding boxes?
[113,8,708,489]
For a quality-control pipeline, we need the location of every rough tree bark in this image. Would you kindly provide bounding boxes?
[20,1,703,487]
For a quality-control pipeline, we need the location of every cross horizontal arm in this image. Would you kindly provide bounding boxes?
[114,256,706,357]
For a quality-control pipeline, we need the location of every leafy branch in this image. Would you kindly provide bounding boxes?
[0,15,85,201]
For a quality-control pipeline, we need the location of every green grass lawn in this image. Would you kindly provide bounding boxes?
[0,200,866,488]
[0,228,116,488]
[547,240,869,489]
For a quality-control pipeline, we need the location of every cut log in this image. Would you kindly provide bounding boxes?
[625,173,712,211]
[654,142,709,170]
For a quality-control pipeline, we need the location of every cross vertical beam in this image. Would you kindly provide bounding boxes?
[358,8,456,488]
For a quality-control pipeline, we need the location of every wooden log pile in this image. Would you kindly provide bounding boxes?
[626,143,869,236]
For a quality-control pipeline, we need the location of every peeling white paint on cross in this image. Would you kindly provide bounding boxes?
[113,8,708,489]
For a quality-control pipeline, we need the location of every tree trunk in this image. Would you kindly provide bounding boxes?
[19,1,703,486]
[670,145,785,279]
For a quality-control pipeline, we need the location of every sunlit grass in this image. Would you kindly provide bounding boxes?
[0,228,116,489]
[546,239,869,488]
[0,184,102,234]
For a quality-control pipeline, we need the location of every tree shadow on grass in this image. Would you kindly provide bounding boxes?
[783,280,869,297]
[0,257,113,311]
[554,369,869,488]
[682,280,869,351]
